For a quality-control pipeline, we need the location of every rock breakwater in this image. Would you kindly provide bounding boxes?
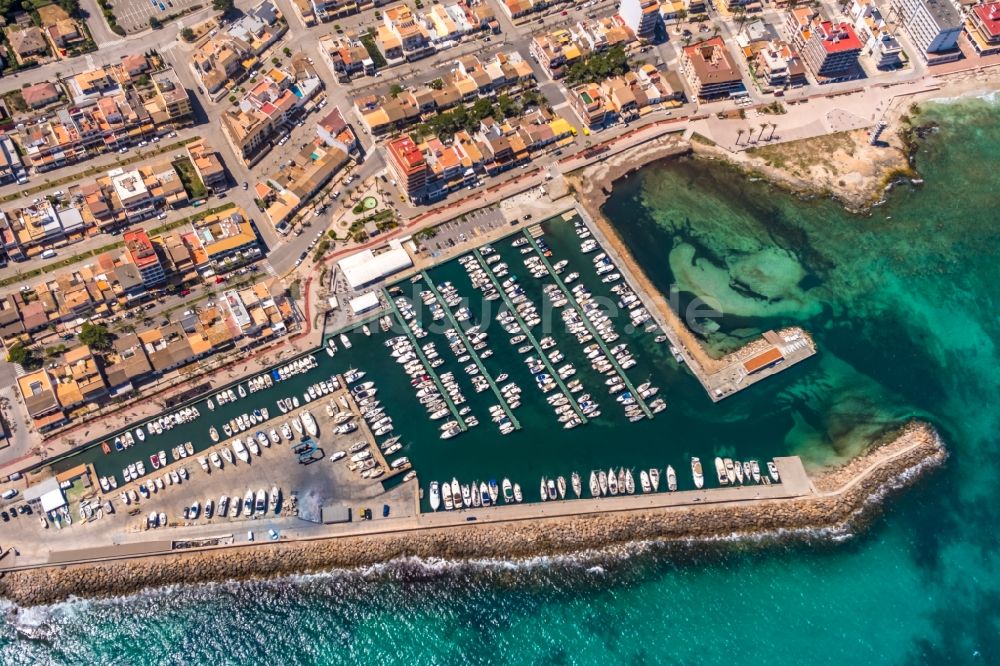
[0,422,945,607]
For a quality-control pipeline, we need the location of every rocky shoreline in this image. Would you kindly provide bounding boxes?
[0,422,945,607]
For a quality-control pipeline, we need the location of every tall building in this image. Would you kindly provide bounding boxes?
[890,0,962,61]
[123,229,166,286]
[619,0,662,37]
[801,21,863,81]
[385,136,429,202]
[965,1,1000,55]
[679,37,746,100]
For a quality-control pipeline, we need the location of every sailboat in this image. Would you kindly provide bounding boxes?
[666,465,677,491]
[571,472,582,498]
[589,471,600,497]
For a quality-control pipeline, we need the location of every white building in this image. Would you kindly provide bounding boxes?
[889,0,962,61]
[339,242,414,290]
[618,0,662,37]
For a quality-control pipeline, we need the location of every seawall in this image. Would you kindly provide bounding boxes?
[0,421,945,606]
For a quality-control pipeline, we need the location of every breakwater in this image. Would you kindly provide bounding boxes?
[0,422,944,607]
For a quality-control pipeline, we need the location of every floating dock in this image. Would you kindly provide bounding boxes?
[383,287,467,431]
[420,270,522,431]
[473,249,588,424]
[522,229,654,420]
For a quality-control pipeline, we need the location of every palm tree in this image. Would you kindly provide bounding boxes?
[736,128,744,145]
[758,125,767,142]
[768,123,778,141]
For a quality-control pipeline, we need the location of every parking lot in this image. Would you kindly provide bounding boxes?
[112,0,203,33]
[422,207,507,256]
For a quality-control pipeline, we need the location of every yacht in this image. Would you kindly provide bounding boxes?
[571,472,581,498]
[209,427,219,442]
[429,482,441,511]
[502,478,513,503]
[607,468,618,495]
[340,333,352,349]
[649,468,660,492]
[715,457,728,485]
[691,457,704,489]
[767,461,780,482]
[666,465,677,492]
[513,483,523,503]
[640,470,651,493]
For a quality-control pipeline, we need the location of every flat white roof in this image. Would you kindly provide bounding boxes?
[349,292,379,314]
[327,295,339,310]
[40,488,66,512]
[111,169,148,204]
[338,245,413,290]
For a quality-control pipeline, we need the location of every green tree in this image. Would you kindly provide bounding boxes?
[149,16,162,29]
[6,342,34,367]
[389,83,404,98]
[212,0,235,13]
[180,27,195,42]
[78,322,112,350]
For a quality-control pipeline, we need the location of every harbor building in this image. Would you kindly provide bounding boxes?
[679,37,746,100]
[965,1,1000,55]
[339,243,413,290]
[889,0,963,62]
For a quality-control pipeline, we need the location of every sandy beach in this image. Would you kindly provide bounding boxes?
[0,422,943,606]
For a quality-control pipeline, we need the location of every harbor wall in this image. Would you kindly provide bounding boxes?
[0,422,946,607]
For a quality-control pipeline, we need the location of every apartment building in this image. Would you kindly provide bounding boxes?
[378,4,434,62]
[222,67,319,161]
[889,0,963,61]
[0,202,86,262]
[498,0,563,19]
[849,0,904,69]
[262,140,350,227]
[319,34,376,82]
[965,1,1000,55]
[385,110,574,203]
[619,0,662,37]
[0,134,27,185]
[529,16,634,79]
[569,64,676,129]
[680,37,746,100]
[123,228,166,286]
[186,140,229,193]
[192,1,286,94]
[753,41,808,89]
[309,0,361,22]
[355,50,535,134]
[801,21,863,81]
[151,70,193,126]
[192,209,261,272]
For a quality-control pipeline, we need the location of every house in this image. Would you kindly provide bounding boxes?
[7,26,49,61]
[21,82,62,109]
[378,4,433,62]
[121,54,150,78]
[16,369,66,432]
[318,34,375,82]
[0,133,27,185]
[890,0,963,62]
[316,107,359,153]
[680,37,746,100]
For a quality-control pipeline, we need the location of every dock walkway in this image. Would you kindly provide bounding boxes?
[420,270,522,430]
[473,249,588,424]
[382,288,467,431]
[522,230,653,419]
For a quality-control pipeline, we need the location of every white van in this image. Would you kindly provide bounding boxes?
[41,249,57,260]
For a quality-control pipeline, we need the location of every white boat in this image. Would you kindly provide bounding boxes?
[513,483,523,503]
[640,470,651,493]
[233,439,250,463]
[502,478,513,503]
[557,476,567,499]
[607,468,618,495]
[209,427,219,442]
[539,477,548,501]
[571,472,581,498]
[248,438,261,456]
[624,469,635,494]
[340,333,352,349]
[666,465,677,491]
[429,482,441,511]
[715,457,728,485]
[207,398,215,411]
[237,384,247,399]
[767,461,780,482]
[589,471,600,497]
[691,458,704,489]
[210,452,223,469]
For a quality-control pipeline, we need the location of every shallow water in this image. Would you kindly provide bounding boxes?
[6,96,1000,664]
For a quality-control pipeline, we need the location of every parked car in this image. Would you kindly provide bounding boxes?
[2,488,19,501]
[179,289,191,296]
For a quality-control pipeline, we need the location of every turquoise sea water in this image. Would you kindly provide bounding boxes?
[4,96,1000,664]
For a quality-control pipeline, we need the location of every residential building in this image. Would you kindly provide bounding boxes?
[16,369,66,433]
[21,82,62,109]
[965,1,1000,55]
[424,2,479,42]
[37,4,84,52]
[378,4,433,62]
[786,6,820,51]
[221,66,322,162]
[850,0,904,69]
[186,140,229,193]
[619,0,662,37]
[192,209,261,272]
[569,64,677,129]
[0,202,86,261]
[680,37,746,100]
[316,107,359,153]
[123,229,166,286]
[7,26,48,62]
[262,141,350,227]
[753,41,808,89]
[0,134,27,185]
[386,136,429,202]
[318,34,376,82]
[121,54,150,79]
[801,21,863,81]
[152,69,193,126]
[529,16,634,79]
[309,0,360,22]
[889,0,963,61]
[497,0,563,19]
